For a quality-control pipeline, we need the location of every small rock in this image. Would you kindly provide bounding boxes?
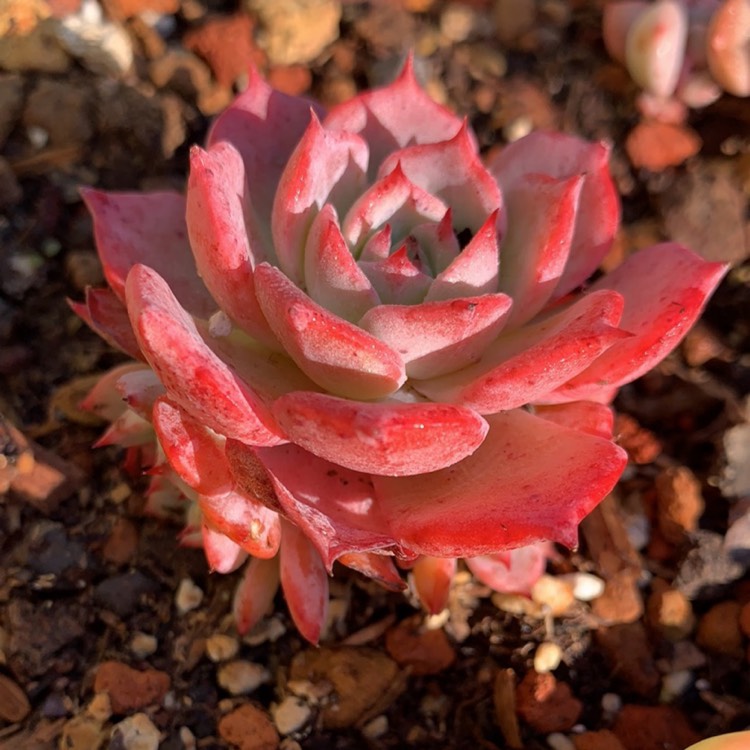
[612,705,699,750]
[614,413,662,464]
[655,467,704,545]
[696,601,743,656]
[561,573,605,602]
[93,661,170,714]
[625,121,701,171]
[646,580,695,641]
[573,730,627,750]
[206,633,240,662]
[87,692,112,723]
[23,77,93,148]
[218,704,279,750]
[385,616,456,675]
[515,671,583,734]
[531,575,575,616]
[218,661,269,696]
[534,642,563,674]
[130,632,158,659]
[660,669,694,702]
[0,673,31,722]
[246,0,341,66]
[493,0,536,44]
[267,65,312,96]
[547,733,575,750]
[0,19,71,73]
[595,622,660,697]
[175,577,203,614]
[591,569,643,624]
[272,696,312,735]
[101,516,139,565]
[492,592,544,618]
[59,713,108,750]
[440,3,478,42]
[361,715,388,740]
[110,713,161,750]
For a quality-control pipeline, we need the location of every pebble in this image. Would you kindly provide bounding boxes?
[492,592,544,618]
[218,704,279,750]
[101,516,139,565]
[660,669,693,702]
[175,577,204,614]
[440,3,478,42]
[110,713,161,750]
[206,633,240,662]
[93,661,170,714]
[696,600,743,656]
[530,575,575,616]
[0,673,31,722]
[534,642,563,674]
[87,692,112,723]
[547,733,575,750]
[655,466,704,545]
[361,715,389,739]
[646,580,695,640]
[385,616,456,675]
[591,569,643,625]
[625,121,702,171]
[515,671,583,733]
[601,692,622,718]
[179,726,197,750]
[272,696,312,735]
[560,573,605,602]
[573,730,627,750]
[217,660,269,696]
[59,713,108,749]
[130,632,158,659]
[0,19,71,73]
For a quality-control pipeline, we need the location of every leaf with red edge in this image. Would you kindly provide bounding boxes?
[69,288,143,360]
[373,409,628,557]
[80,362,146,421]
[413,289,629,414]
[233,555,280,635]
[81,189,215,318]
[126,264,286,446]
[411,556,456,614]
[304,204,380,322]
[549,243,729,403]
[358,244,433,305]
[254,263,406,399]
[272,391,489,476]
[280,520,329,644]
[411,209,460,277]
[359,293,512,379]
[208,66,326,220]
[202,525,247,574]
[466,543,551,596]
[499,174,583,326]
[227,440,395,569]
[272,115,368,285]
[489,131,620,298]
[324,54,466,176]
[424,211,501,301]
[186,142,279,348]
[94,410,152,448]
[115,368,165,420]
[337,552,406,592]
[533,402,615,440]
[379,124,502,233]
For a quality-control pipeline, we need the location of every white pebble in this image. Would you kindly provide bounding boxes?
[205,633,239,663]
[547,733,575,750]
[208,310,232,337]
[601,692,622,717]
[129,632,157,659]
[179,726,196,750]
[534,641,563,673]
[272,696,312,735]
[217,660,269,695]
[661,670,694,702]
[362,715,389,739]
[110,713,160,750]
[175,578,203,615]
[561,573,606,602]
[440,4,478,42]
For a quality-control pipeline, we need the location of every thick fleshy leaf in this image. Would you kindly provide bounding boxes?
[360,224,393,262]
[358,244,433,305]
[533,402,615,440]
[115,368,165,420]
[411,209,460,277]
[126,264,286,446]
[227,440,395,568]
[80,362,146,421]
[413,290,629,414]
[373,409,628,557]
[254,263,406,399]
[424,211,501,301]
[81,189,215,318]
[489,131,620,297]
[337,552,406,592]
[208,66,326,220]
[186,142,279,347]
[548,243,729,402]
[706,0,750,97]
[94,410,152,448]
[411,556,456,614]
[359,294,513,379]
[280,520,329,644]
[379,124,502,232]
[466,543,551,595]
[272,115,368,285]
[233,556,280,635]
[324,55,466,176]
[272,391,489,476]
[202,526,247,574]
[499,174,582,326]
[602,1,648,63]
[69,288,143,360]
[343,162,447,250]
[303,204,380,322]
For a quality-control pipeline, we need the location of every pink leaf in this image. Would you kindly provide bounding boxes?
[125,264,286,446]
[414,290,629,413]
[94,410,152,448]
[272,391,489,476]
[208,67,326,220]
[233,556,280,635]
[466,543,551,595]
[411,209,461,278]
[115,368,165,420]
[603,1,648,63]
[549,243,729,402]
[272,115,368,285]
[359,293,513,379]
[202,525,247,574]
[280,520,329,644]
[337,552,406,591]
[373,409,628,557]
[533,402,615,440]
[489,131,620,297]
[411,556,456,614]
[69,288,143,360]
[324,54,466,176]
[254,263,406,399]
[80,362,146,421]
[186,142,279,347]
[81,189,215,318]
[358,243,433,305]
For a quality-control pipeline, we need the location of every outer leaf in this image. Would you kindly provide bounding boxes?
[254,263,406,400]
[233,556,280,635]
[337,552,406,592]
[373,409,628,557]
[466,543,551,596]
[126,264,286,446]
[81,189,215,318]
[202,526,247,574]
[115,368,165,419]
[272,391,489,476]
[411,556,456,614]
[533,402,615,440]
[80,362,146,421]
[359,293,513,379]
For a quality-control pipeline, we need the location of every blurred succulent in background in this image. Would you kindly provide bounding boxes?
[603,0,750,121]
[73,57,726,641]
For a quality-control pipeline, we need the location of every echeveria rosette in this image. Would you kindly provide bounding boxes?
[74,58,727,638]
